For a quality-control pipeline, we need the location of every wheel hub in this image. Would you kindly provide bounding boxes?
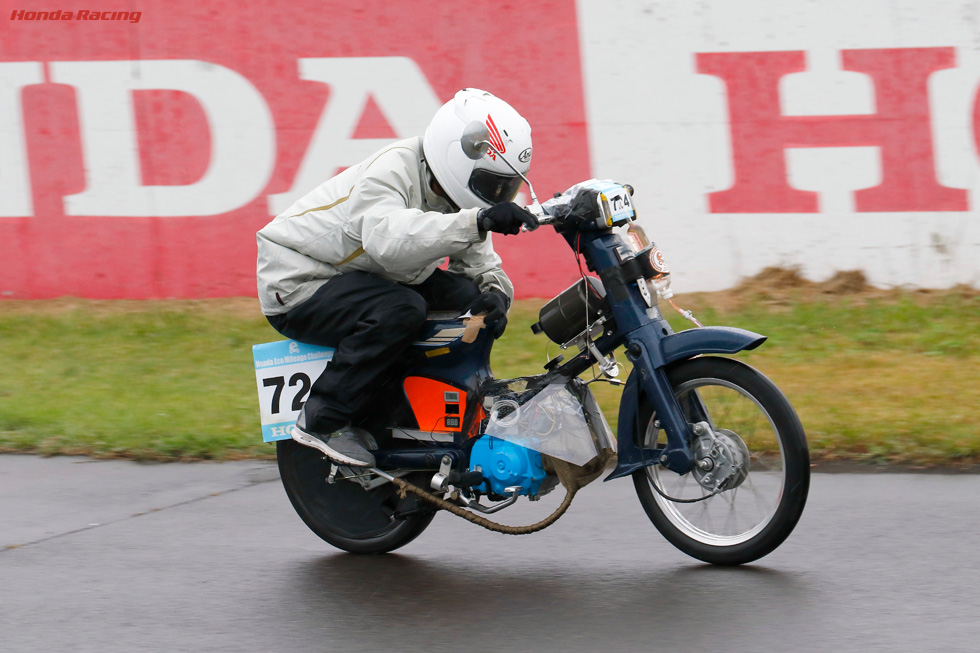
[691,423,750,491]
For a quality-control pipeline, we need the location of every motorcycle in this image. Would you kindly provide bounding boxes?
[262,124,810,566]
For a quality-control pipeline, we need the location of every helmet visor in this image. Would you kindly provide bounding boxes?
[468,169,523,205]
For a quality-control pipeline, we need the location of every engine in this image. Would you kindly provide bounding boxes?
[468,435,551,497]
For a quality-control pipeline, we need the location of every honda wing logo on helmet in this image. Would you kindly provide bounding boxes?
[485,114,506,160]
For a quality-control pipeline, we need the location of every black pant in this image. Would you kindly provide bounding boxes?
[266,269,480,434]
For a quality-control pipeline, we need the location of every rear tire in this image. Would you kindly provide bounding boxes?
[277,439,437,554]
[633,357,809,565]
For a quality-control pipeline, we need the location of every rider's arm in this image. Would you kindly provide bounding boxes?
[447,242,514,304]
[352,151,487,278]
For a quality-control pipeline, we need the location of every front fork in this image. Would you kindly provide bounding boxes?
[606,334,696,480]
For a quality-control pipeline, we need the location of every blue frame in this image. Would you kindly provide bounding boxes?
[565,229,767,480]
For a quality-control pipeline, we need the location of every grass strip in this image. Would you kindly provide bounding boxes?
[1,275,977,465]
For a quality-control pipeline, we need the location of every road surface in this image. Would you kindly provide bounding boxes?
[2,455,978,652]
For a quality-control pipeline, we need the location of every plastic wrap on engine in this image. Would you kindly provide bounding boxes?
[480,375,615,466]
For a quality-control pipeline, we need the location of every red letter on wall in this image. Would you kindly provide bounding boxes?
[697,48,966,213]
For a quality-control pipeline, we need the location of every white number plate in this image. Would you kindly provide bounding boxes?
[253,340,333,442]
[596,182,634,225]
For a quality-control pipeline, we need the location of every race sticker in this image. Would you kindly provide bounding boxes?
[253,340,333,442]
[649,245,669,275]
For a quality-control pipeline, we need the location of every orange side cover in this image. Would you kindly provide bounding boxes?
[403,377,467,433]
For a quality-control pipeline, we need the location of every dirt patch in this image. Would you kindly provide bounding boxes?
[818,270,873,294]
[734,266,878,299]
[745,266,812,290]
[676,267,978,314]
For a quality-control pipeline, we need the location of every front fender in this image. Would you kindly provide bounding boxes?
[660,326,766,366]
[605,326,766,481]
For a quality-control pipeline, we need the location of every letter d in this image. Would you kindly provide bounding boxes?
[50,60,275,217]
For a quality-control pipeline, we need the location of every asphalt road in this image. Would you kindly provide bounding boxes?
[2,455,979,652]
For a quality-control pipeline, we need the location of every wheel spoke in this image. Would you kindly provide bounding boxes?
[643,372,799,547]
[743,474,775,516]
[722,490,739,535]
[695,491,716,533]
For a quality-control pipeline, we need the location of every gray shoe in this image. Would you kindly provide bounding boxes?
[291,425,376,467]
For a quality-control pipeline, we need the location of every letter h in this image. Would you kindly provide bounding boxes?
[697,48,967,213]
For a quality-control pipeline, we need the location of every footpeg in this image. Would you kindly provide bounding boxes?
[430,455,454,492]
[448,470,485,487]
[430,455,486,492]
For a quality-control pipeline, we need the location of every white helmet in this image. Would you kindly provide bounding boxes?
[423,88,532,210]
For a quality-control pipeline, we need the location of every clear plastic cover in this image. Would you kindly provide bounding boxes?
[484,381,615,466]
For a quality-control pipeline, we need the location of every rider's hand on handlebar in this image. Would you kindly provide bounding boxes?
[478,202,537,235]
[464,290,509,338]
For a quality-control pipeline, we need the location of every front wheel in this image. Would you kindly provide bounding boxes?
[633,357,809,565]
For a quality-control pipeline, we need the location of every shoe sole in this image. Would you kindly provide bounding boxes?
[291,428,375,467]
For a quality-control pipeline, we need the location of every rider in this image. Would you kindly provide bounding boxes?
[256,88,535,468]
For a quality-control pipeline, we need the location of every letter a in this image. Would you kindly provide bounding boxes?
[267,57,441,215]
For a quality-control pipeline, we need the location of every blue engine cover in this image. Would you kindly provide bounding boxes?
[469,435,546,497]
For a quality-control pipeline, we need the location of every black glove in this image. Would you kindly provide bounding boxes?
[478,202,537,235]
[465,290,509,338]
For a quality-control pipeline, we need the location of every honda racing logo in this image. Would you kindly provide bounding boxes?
[485,114,505,160]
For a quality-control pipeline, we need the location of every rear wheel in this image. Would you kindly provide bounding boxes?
[277,439,437,554]
[633,357,809,565]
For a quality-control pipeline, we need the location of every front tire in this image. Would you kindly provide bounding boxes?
[633,357,809,565]
[277,439,437,554]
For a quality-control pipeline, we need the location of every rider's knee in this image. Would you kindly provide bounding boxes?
[386,291,428,333]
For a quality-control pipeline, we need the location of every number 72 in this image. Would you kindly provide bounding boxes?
[262,373,312,414]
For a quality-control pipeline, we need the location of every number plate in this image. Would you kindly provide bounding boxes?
[596,182,634,225]
[569,179,634,225]
[252,340,333,442]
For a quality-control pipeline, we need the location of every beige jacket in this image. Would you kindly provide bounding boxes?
[256,137,513,316]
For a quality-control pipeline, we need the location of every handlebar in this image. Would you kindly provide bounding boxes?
[521,202,554,232]
[519,179,633,232]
